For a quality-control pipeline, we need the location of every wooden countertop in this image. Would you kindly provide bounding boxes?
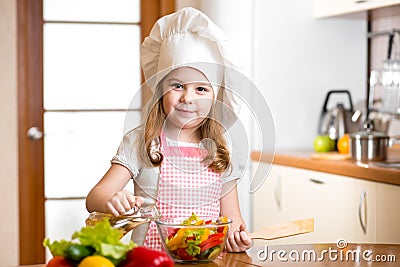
[252,149,400,186]
[21,243,400,266]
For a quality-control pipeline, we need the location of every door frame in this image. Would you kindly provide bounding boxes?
[17,0,175,264]
[17,0,45,264]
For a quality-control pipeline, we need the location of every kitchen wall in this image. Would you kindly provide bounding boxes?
[177,0,367,150]
[253,0,367,150]
[0,1,370,264]
[0,0,19,265]
[176,0,367,229]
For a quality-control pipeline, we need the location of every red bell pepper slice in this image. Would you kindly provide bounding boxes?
[167,228,180,240]
[199,233,224,248]
[200,240,222,253]
[216,215,229,235]
[177,248,194,260]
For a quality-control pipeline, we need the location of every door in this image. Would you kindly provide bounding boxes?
[17,0,175,264]
[376,182,400,243]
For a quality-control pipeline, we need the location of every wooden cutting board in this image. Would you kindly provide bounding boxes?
[249,218,314,240]
[310,152,351,160]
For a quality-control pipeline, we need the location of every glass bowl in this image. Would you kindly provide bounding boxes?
[155,216,232,263]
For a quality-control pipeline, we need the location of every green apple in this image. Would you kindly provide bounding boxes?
[313,135,336,152]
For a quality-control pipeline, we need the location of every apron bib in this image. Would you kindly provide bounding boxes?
[144,134,222,250]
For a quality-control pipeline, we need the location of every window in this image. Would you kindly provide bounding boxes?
[43,0,141,259]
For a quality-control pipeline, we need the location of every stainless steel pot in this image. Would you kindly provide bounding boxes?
[350,121,389,162]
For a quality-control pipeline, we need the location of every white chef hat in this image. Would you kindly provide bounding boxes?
[140,7,242,129]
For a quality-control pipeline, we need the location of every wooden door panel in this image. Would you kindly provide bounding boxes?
[17,0,45,264]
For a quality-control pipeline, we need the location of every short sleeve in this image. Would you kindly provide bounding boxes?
[221,132,247,184]
[111,129,142,178]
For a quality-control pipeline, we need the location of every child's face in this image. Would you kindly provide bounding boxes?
[162,67,214,131]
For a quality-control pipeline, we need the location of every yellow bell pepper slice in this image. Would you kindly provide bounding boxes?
[167,228,188,251]
[219,215,229,235]
[197,228,210,243]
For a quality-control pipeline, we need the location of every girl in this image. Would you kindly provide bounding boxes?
[86,7,251,253]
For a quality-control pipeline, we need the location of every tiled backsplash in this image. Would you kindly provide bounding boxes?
[369,6,400,137]
[370,6,400,69]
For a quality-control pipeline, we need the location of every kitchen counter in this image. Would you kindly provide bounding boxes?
[252,149,400,186]
[19,243,400,266]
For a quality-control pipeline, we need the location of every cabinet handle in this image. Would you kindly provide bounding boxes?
[274,176,282,210]
[309,178,325,184]
[354,0,368,3]
[358,190,367,234]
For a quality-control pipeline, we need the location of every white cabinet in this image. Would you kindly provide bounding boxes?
[252,164,378,245]
[376,183,400,243]
[313,0,400,18]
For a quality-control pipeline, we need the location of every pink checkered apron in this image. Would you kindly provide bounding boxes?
[144,134,222,250]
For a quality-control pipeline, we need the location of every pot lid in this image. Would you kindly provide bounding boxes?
[350,120,389,139]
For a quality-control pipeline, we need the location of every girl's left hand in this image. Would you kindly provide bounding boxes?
[226,223,252,252]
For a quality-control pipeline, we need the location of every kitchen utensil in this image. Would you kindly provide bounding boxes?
[249,218,314,240]
[310,152,351,160]
[318,90,361,141]
[368,111,393,133]
[350,121,389,162]
[369,67,400,115]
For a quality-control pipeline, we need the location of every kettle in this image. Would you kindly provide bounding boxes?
[318,90,361,141]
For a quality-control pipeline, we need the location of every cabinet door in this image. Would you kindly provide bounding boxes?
[252,164,285,230]
[313,0,400,18]
[275,166,377,244]
[310,172,377,244]
[251,164,377,245]
[376,183,400,243]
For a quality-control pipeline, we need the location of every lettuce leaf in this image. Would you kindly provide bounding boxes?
[185,240,201,256]
[182,213,200,225]
[72,220,135,261]
[44,219,136,264]
[43,238,73,256]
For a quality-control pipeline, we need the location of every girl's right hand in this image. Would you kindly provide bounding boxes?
[105,189,144,216]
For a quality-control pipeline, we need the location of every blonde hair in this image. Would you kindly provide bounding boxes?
[136,80,231,174]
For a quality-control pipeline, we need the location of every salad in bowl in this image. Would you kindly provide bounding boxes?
[156,213,232,263]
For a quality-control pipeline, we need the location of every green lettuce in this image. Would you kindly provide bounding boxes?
[44,219,136,264]
[185,240,201,256]
[43,238,74,256]
[182,213,200,225]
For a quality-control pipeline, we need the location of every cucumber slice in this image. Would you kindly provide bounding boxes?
[207,246,222,260]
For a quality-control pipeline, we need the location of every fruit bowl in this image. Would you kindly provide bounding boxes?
[155,214,232,263]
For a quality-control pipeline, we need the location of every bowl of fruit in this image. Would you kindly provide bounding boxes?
[156,213,231,263]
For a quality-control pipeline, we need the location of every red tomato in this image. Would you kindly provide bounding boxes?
[46,256,74,267]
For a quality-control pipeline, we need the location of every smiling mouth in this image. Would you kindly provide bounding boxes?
[176,108,196,114]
